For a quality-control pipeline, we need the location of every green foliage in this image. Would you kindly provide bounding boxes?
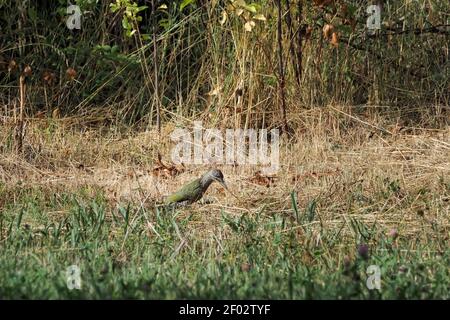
[180,0,196,12]
[0,189,448,299]
[93,44,139,65]
[110,0,148,38]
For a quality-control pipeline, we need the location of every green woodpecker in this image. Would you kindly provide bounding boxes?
[165,169,228,205]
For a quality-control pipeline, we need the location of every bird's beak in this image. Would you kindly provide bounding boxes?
[215,178,240,200]
[218,179,228,190]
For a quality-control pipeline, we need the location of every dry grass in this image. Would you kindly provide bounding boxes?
[1,105,449,244]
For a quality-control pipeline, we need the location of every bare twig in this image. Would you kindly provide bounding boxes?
[284,0,300,86]
[151,0,161,134]
[17,74,25,154]
[276,0,289,134]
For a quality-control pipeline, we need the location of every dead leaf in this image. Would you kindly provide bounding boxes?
[52,108,60,119]
[35,111,46,119]
[331,32,339,47]
[244,20,256,32]
[23,65,32,77]
[234,0,246,7]
[152,153,184,178]
[8,60,17,73]
[66,67,77,81]
[42,71,56,86]
[253,14,266,21]
[219,10,228,25]
[241,263,252,272]
[323,24,334,39]
[208,86,221,96]
[249,170,277,187]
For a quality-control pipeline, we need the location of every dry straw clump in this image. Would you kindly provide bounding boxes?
[0,105,449,242]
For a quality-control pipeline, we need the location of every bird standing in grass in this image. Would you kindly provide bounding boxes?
[165,169,229,205]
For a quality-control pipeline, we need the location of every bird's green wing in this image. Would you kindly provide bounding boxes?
[165,178,202,204]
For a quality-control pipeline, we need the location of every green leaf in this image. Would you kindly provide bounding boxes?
[110,3,119,13]
[111,45,119,53]
[243,4,257,13]
[305,199,316,222]
[180,0,195,12]
[159,18,171,29]
[137,5,148,12]
[122,17,130,30]
[28,7,37,22]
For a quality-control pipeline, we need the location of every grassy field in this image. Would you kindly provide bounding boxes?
[0,107,449,299]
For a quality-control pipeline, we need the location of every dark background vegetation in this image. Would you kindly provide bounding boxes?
[1,0,449,128]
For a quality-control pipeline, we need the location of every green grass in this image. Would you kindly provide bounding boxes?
[0,187,448,299]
